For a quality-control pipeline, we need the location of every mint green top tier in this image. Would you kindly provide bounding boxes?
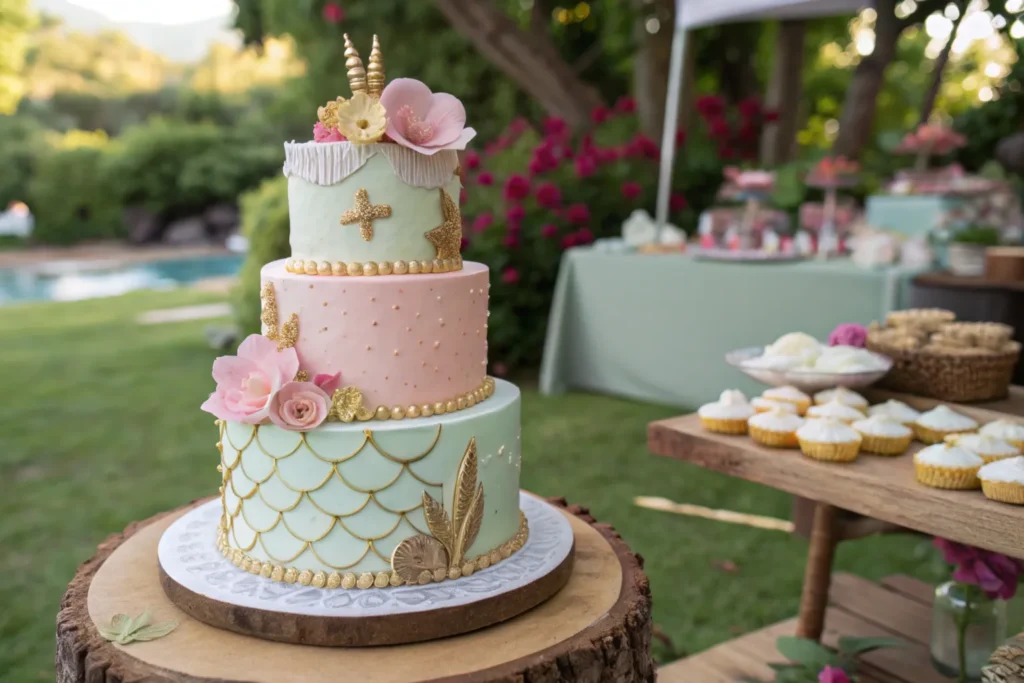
[283,141,463,271]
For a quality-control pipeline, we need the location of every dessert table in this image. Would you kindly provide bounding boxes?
[540,248,922,408]
[647,390,1024,682]
[56,497,653,683]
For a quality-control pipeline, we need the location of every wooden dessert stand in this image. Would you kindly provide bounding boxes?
[648,389,1024,683]
[56,498,654,683]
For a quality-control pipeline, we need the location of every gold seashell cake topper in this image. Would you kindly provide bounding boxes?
[343,34,386,98]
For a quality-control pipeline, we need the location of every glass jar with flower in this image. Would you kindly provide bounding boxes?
[931,538,1020,682]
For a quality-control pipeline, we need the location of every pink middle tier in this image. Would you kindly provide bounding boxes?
[260,259,490,410]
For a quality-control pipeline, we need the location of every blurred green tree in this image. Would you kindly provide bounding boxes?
[0,0,33,113]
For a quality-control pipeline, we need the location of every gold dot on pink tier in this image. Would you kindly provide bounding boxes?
[372,320,378,326]
[393,349,399,356]
[436,296,442,302]
[370,297,376,302]
[392,305,399,310]
[365,345,371,351]
[439,318,445,327]
[434,341,440,348]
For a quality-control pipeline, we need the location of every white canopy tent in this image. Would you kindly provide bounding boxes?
[655,0,868,228]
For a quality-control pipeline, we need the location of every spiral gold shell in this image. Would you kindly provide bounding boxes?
[343,34,367,95]
[390,535,449,584]
[367,35,385,98]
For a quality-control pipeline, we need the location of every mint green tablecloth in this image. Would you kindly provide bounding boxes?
[538,249,920,409]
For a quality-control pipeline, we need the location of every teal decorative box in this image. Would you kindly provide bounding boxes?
[866,194,963,239]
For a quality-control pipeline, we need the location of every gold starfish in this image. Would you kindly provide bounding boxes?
[424,188,462,260]
[339,188,392,241]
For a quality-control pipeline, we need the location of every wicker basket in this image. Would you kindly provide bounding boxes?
[866,339,1021,402]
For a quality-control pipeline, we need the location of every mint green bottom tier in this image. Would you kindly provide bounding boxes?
[219,379,523,580]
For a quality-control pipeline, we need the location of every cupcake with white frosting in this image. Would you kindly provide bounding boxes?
[751,396,799,414]
[797,418,862,462]
[761,386,811,415]
[806,398,865,424]
[980,420,1024,451]
[913,442,984,489]
[979,456,1024,505]
[867,399,921,427]
[748,407,805,449]
[913,405,978,444]
[699,390,755,434]
[946,433,1020,464]
[852,414,913,456]
[813,387,868,411]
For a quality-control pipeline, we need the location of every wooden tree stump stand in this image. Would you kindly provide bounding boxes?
[56,497,654,683]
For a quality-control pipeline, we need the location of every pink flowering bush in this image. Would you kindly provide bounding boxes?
[460,96,770,370]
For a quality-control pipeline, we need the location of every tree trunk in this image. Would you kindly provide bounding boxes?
[632,0,675,138]
[832,0,905,159]
[918,2,965,125]
[761,19,807,165]
[431,0,603,128]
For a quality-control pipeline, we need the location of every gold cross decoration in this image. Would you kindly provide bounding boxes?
[424,188,462,260]
[340,188,392,241]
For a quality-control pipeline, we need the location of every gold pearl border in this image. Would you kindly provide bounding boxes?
[216,511,529,589]
[285,256,464,277]
[357,377,495,423]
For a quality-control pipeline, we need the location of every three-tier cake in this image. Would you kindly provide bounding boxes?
[201,35,526,591]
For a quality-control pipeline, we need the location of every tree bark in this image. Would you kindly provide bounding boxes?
[632,0,675,138]
[832,0,905,159]
[918,2,965,125]
[761,19,807,165]
[430,0,603,128]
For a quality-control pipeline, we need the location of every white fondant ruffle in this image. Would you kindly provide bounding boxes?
[283,141,459,188]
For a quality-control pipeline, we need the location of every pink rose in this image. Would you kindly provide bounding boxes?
[935,537,1024,600]
[504,174,531,202]
[535,182,562,209]
[477,171,493,186]
[621,181,642,201]
[543,116,567,138]
[502,267,519,284]
[590,105,611,124]
[202,334,299,424]
[541,223,558,239]
[574,154,597,178]
[818,666,850,683]
[506,204,525,223]
[465,150,481,170]
[472,212,493,233]
[269,382,331,431]
[380,78,477,155]
[313,121,345,143]
[313,372,342,394]
[567,203,590,225]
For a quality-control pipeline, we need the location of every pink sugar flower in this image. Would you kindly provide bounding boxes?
[313,121,345,143]
[621,181,642,200]
[269,382,331,431]
[502,267,520,284]
[504,174,531,202]
[313,372,342,394]
[202,334,299,424]
[380,78,477,155]
[818,666,851,683]
[477,171,494,186]
[535,182,562,209]
[567,203,590,225]
[541,223,558,239]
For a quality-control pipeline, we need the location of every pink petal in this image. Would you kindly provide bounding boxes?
[275,346,301,385]
[314,372,342,394]
[422,92,467,147]
[381,78,434,119]
[407,128,477,156]
[211,355,256,388]
[201,392,235,421]
[237,334,279,366]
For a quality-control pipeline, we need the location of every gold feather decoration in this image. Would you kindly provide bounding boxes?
[343,34,367,96]
[415,437,485,570]
[277,313,299,351]
[260,283,278,341]
[367,34,385,98]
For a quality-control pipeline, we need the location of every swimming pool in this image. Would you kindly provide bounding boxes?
[0,253,245,306]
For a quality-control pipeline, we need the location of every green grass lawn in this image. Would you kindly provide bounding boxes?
[0,289,957,681]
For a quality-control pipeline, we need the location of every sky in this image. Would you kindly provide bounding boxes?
[65,0,233,24]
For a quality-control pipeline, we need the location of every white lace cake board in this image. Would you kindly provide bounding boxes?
[157,492,576,646]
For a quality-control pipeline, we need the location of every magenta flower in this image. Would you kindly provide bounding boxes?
[202,334,299,424]
[504,174,531,202]
[477,171,493,186]
[506,204,525,223]
[574,155,597,178]
[460,236,469,251]
[591,105,611,125]
[464,150,481,170]
[543,116,567,138]
[567,203,590,225]
[471,212,493,233]
[379,78,476,155]
[675,129,687,146]
[313,372,342,394]
[541,223,558,239]
[269,381,331,431]
[321,1,344,23]
[459,188,467,205]
[818,666,851,683]
[561,234,578,250]
[614,95,636,114]
[313,121,345,143]
[574,228,594,244]
[633,133,660,160]
[670,192,688,212]
[502,267,520,284]
[503,234,520,249]
[621,181,642,201]
[828,323,868,348]
[535,182,562,209]
[935,538,1024,600]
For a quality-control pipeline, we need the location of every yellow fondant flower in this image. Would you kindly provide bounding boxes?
[335,92,387,144]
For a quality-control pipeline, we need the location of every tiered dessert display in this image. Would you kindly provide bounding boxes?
[155,35,576,647]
